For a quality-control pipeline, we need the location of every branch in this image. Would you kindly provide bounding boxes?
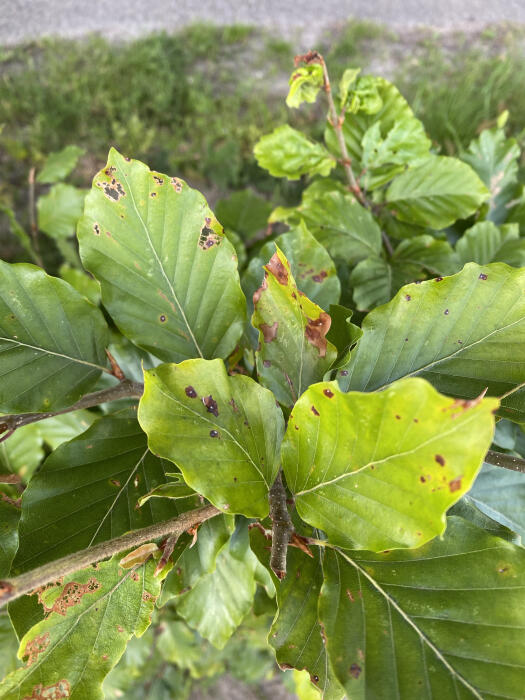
[485,449,525,474]
[268,470,294,579]
[0,504,220,607]
[0,379,144,442]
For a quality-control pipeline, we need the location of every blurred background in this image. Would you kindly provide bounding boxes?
[1,1,524,697]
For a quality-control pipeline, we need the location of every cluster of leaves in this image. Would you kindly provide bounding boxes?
[1,51,525,700]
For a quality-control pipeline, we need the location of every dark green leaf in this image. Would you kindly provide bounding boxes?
[469,462,525,539]
[37,184,86,239]
[215,190,272,240]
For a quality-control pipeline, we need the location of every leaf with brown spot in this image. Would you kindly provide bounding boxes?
[252,246,337,407]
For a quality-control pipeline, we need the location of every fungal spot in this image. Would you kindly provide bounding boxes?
[124,156,131,162]
[150,192,157,198]
[98,178,126,201]
[104,166,116,176]
[185,386,197,398]
[349,664,362,679]
[498,565,509,574]
[209,430,219,438]
[24,632,50,666]
[449,478,462,493]
[405,294,411,301]
[198,225,221,250]
[233,476,237,482]
[413,418,419,423]
[312,270,328,283]
[24,680,71,700]
[420,475,426,483]
[435,454,445,466]
[340,370,348,376]
[305,312,331,357]
[435,277,443,282]
[266,253,289,285]
[263,359,272,367]
[370,464,375,470]
[117,625,124,633]
[444,309,449,315]
[311,405,320,416]
[395,414,401,420]
[294,425,299,430]
[323,388,334,398]
[310,675,320,684]
[110,479,121,487]
[202,395,219,417]
[153,175,164,185]
[102,654,108,661]
[457,339,463,344]
[93,223,101,236]
[170,177,183,193]
[229,398,239,412]
[159,314,167,323]
[346,589,355,602]
[36,578,101,616]
[479,273,488,280]
[260,321,278,343]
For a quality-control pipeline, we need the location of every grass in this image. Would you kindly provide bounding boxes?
[1,20,525,261]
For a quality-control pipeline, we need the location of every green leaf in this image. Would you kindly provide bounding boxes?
[36,145,85,184]
[0,424,44,482]
[0,203,38,264]
[12,410,179,573]
[292,189,382,264]
[320,517,525,699]
[286,64,324,108]
[78,148,245,363]
[252,248,337,407]
[138,477,197,506]
[269,545,344,700]
[138,359,285,518]
[0,499,19,577]
[59,264,101,306]
[338,262,525,422]
[282,377,497,550]
[456,221,525,267]
[0,262,109,413]
[37,184,86,239]
[215,189,272,240]
[159,515,234,605]
[469,462,525,539]
[175,520,261,649]
[0,557,160,700]
[351,236,460,311]
[242,223,341,317]
[35,410,95,450]
[0,614,19,679]
[386,156,489,229]
[254,125,335,180]
[325,76,431,190]
[462,126,520,224]
[339,68,361,110]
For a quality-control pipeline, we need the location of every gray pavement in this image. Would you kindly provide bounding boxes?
[1,0,525,46]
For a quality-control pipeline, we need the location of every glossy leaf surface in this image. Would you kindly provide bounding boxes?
[0,262,109,412]
[282,378,497,550]
[139,359,284,517]
[78,148,245,362]
[456,221,525,267]
[320,517,525,699]
[338,262,525,422]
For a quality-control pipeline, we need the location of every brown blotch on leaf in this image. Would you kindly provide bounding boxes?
[24,681,71,700]
[310,674,320,684]
[395,414,401,420]
[253,275,268,306]
[198,225,221,250]
[229,398,239,412]
[261,321,278,343]
[305,312,331,357]
[311,405,320,416]
[159,314,167,323]
[185,386,197,398]
[449,478,462,493]
[203,395,219,417]
[98,178,126,201]
[93,223,101,236]
[420,475,426,483]
[37,578,101,617]
[209,430,219,438]
[349,664,362,679]
[266,253,289,285]
[405,294,411,301]
[479,273,488,280]
[170,177,183,193]
[24,632,50,666]
[153,175,164,185]
[323,388,334,398]
[312,270,328,283]
[435,276,444,282]
[346,589,355,602]
[435,454,445,466]
[150,192,157,198]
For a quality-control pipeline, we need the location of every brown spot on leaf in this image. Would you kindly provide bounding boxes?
[229,398,239,412]
[305,312,331,357]
[266,253,289,284]
[159,314,167,323]
[261,321,278,342]
[395,414,401,420]
[323,388,334,398]
[405,294,411,301]
[435,454,445,466]
[202,395,219,417]
[263,359,272,367]
[170,177,183,193]
[435,277,443,282]
[420,476,426,483]
[253,275,268,306]
[444,309,449,315]
[153,175,164,185]
[311,405,320,416]
[349,664,362,679]
[449,478,462,493]
[150,191,157,198]
[98,178,126,201]
[38,578,101,617]
[24,632,50,666]
[479,273,488,280]
[210,430,219,438]
[93,223,101,236]
[198,225,221,250]
[23,680,71,699]
[312,270,327,283]
[185,386,197,398]
[346,589,355,602]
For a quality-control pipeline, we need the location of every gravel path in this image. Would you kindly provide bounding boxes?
[2,0,524,46]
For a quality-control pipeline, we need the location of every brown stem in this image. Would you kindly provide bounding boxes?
[28,167,44,268]
[485,449,525,474]
[0,379,144,443]
[0,504,220,607]
[268,470,294,579]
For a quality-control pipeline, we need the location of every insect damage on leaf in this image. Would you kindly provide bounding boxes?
[23,680,71,699]
[97,177,126,201]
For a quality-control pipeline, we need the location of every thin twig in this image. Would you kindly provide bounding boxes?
[0,379,144,442]
[485,450,525,474]
[0,504,220,607]
[268,470,294,579]
[28,167,44,268]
